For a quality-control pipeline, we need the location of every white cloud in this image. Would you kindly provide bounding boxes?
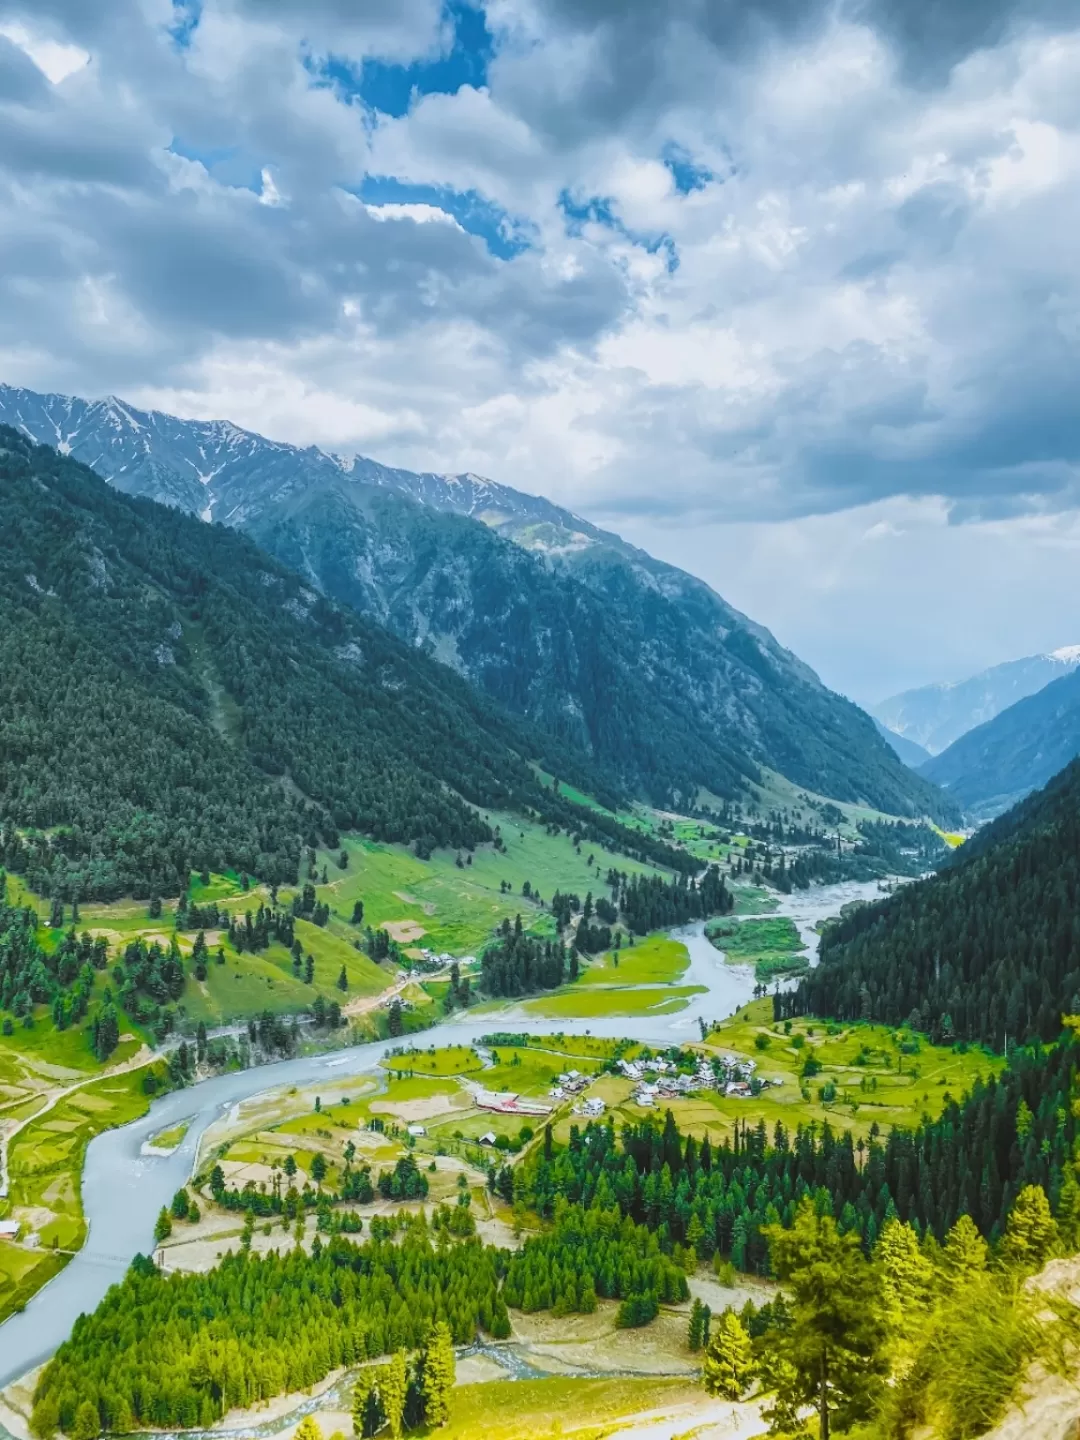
[0,20,88,83]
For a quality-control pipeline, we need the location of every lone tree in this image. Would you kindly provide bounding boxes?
[702,1309,753,1399]
[421,1321,456,1427]
[765,1198,888,1440]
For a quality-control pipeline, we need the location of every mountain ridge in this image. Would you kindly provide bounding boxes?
[919,666,1080,820]
[0,382,953,822]
[873,647,1080,756]
[0,425,695,900]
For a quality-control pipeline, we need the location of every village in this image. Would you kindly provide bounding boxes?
[616,1050,781,1107]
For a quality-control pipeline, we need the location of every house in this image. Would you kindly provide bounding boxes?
[550,1086,565,1099]
[0,1220,20,1240]
[478,1131,497,1146]
[583,1097,606,1118]
[406,1125,426,1138]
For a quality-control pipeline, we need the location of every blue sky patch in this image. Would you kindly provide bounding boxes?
[168,0,201,49]
[314,0,492,118]
[559,189,679,273]
[662,142,713,195]
[358,175,531,260]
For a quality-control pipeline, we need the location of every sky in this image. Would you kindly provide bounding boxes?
[0,0,1078,702]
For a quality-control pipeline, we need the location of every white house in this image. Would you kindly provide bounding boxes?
[406,1124,426,1138]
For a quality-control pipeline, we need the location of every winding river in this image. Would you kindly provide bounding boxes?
[0,878,886,1389]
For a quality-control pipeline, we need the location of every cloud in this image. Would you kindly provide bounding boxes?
[0,0,1077,543]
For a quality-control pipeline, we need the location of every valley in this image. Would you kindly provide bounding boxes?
[0,429,1076,1440]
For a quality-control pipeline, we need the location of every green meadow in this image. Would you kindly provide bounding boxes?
[583,998,1007,1146]
[706,915,809,981]
[1,1065,166,1323]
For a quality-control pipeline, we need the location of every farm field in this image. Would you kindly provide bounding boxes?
[0,1063,165,1323]
[521,984,706,1019]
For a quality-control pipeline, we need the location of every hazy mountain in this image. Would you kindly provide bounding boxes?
[0,382,953,820]
[872,718,932,769]
[919,668,1080,820]
[873,647,1080,755]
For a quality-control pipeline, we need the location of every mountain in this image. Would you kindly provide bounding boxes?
[919,667,1080,820]
[0,426,684,902]
[872,718,931,769]
[793,753,1080,1047]
[873,647,1080,755]
[0,383,952,821]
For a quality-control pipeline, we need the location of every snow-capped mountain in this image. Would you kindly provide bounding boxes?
[0,381,953,821]
[0,383,585,539]
[872,647,1080,756]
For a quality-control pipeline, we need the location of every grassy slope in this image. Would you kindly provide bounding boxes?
[442,1378,701,1439]
[310,806,662,959]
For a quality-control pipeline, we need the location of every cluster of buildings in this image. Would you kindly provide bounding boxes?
[548,1069,589,1102]
[412,949,475,973]
[617,1051,778,1106]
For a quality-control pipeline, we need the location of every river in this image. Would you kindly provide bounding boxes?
[0,878,886,1388]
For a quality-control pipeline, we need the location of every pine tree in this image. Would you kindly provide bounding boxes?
[153,1207,172,1244]
[701,1310,753,1399]
[294,1418,322,1440]
[766,1198,888,1440]
[421,1321,455,1427]
[71,1401,100,1440]
[337,965,348,992]
[1056,1167,1080,1253]
[1001,1185,1059,1271]
[942,1213,989,1281]
[687,1296,706,1352]
[380,1351,408,1439]
[877,1218,933,1335]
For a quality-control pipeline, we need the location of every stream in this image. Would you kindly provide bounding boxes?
[0,878,887,1390]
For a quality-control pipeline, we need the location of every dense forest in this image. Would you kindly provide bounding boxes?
[480,916,569,996]
[31,1228,509,1435]
[796,759,1080,1046]
[520,1039,1078,1272]
[608,865,733,935]
[0,430,685,901]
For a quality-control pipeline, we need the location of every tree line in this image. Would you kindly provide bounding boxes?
[520,1038,1078,1273]
[31,1224,509,1437]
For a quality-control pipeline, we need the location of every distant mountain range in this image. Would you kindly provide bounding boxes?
[920,667,1080,820]
[0,382,951,821]
[872,647,1080,756]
